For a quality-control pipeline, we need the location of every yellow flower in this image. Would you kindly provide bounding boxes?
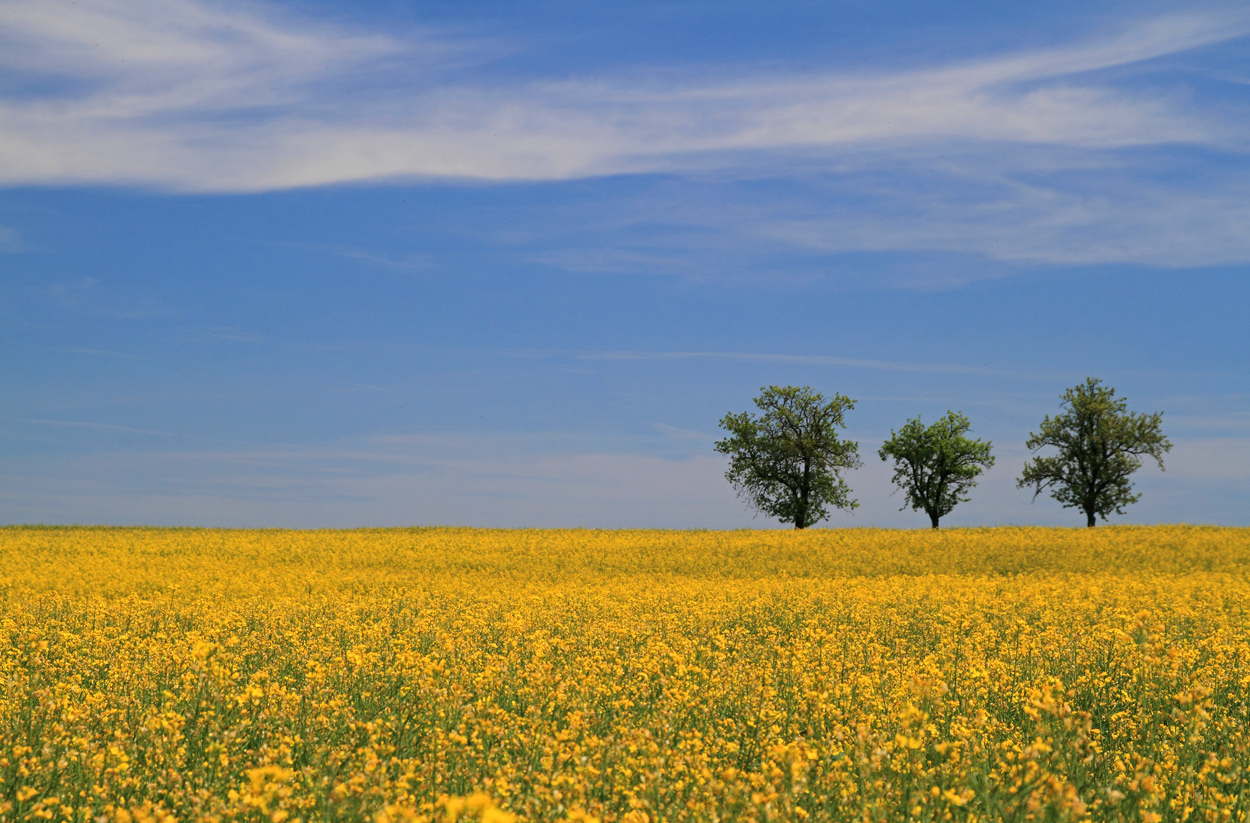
[1,524,1246,823]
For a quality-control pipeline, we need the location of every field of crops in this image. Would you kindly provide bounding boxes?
[2,526,1249,823]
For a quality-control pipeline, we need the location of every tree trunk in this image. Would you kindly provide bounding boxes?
[1086,510,1096,528]
[930,512,940,529]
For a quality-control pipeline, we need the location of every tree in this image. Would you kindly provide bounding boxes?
[878,411,995,529]
[1017,377,1171,527]
[714,385,861,529]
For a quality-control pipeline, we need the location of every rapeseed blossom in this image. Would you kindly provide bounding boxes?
[1,525,1247,821]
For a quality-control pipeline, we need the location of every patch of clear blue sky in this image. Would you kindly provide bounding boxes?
[1,0,1248,527]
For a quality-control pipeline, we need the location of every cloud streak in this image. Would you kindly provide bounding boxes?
[0,1,1245,191]
[26,418,207,440]
[731,168,1250,268]
[561,349,1032,378]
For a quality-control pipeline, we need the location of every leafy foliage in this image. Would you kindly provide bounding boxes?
[878,411,995,528]
[714,386,861,528]
[1017,377,1171,526]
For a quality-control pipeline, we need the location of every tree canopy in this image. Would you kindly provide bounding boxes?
[1017,377,1171,527]
[714,385,861,529]
[878,411,994,529]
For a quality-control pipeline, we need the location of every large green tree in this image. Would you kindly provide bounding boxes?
[1017,377,1171,527]
[714,386,861,529]
[878,411,994,529]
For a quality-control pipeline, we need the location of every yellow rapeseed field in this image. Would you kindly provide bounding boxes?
[2,526,1248,823]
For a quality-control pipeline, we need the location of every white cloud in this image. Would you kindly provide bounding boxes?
[0,0,402,110]
[501,147,1250,274]
[733,172,1250,268]
[0,1,1244,191]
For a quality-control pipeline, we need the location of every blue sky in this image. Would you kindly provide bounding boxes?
[2,0,1248,528]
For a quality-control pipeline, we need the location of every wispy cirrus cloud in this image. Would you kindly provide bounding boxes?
[0,0,1245,192]
[560,349,1030,378]
[470,154,1250,278]
[719,166,1250,269]
[25,418,205,440]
